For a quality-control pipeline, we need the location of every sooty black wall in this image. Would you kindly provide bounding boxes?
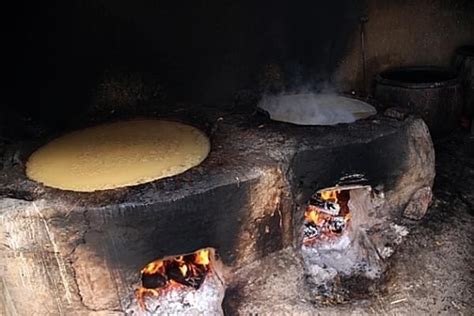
[3,0,363,126]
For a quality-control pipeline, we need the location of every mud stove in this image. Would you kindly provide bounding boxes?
[0,111,435,315]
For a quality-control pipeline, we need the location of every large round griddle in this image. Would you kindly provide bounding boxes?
[26,119,210,192]
[257,93,377,125]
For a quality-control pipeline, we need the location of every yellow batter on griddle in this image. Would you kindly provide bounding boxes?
[26,120,210,192]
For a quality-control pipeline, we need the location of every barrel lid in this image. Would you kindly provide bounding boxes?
[375,66,460,89]
[456,45,474,57]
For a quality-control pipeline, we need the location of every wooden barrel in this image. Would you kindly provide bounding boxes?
[374,66,463,138]
[453,46,474,125]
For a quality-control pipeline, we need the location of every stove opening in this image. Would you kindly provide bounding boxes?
[129,248,225,314]
[138,248,211,297]
[303,188,352,245]
[300,184,394,300]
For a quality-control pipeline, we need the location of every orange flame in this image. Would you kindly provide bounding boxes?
[141,260,164,275]
[136,248,213,309]
[320,189,339,202]
[304,189,352,243]
[179,264,188,276]
[195,249,210,266]
[305,205,324,226]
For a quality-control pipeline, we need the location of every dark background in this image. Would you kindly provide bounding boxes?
[2,0,363,125]
[2,0,474,130]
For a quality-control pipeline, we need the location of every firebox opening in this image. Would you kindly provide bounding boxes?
[129,247,225,314]
[302,184,376,257]
[137,248,213,305]
[303,188,353,245]
[301,184,391,299]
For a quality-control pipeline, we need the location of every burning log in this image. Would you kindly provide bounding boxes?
[303,189,352,244]
[167,261,207,289]
[129,248,225,315]
[136,249,213,309]
[312,202,341,216]
[142,273,167,289]
[304,223,320,239]
[328,216,346,234]
[128,269,225,315]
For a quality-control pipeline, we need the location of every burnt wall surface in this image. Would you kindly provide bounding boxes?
[291,129,408,204]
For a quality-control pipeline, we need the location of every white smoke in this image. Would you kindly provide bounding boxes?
[257,92,376,126]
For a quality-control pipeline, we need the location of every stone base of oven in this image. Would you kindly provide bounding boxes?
[0,112,435,314]
[223,247,314,314]
[224,227,406,316]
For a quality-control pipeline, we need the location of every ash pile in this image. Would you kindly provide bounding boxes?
[301,186,409,301]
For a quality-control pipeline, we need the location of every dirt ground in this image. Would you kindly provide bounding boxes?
[377,132,474,315]
[225,132,473,315]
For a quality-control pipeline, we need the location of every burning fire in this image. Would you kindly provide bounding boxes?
[320,189,338,202]
[303,189,352,244]
[136,248,212,309]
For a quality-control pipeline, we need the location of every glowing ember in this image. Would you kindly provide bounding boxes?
[303,189,352,244]
[136,249,213,309]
